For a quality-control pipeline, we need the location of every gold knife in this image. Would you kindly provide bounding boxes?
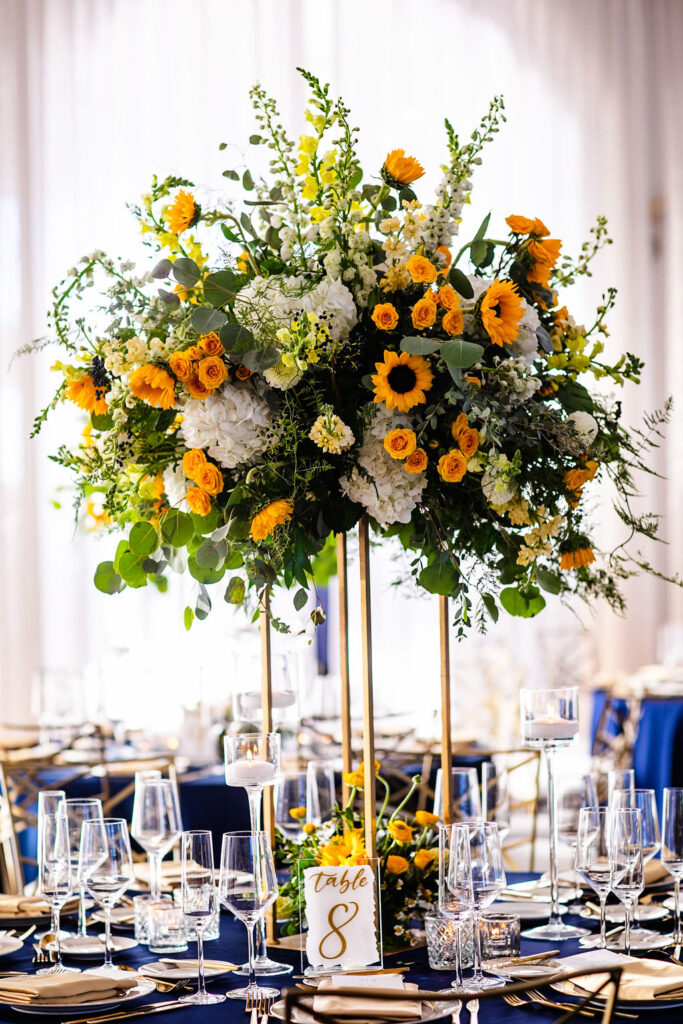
[68,1000,188,1024]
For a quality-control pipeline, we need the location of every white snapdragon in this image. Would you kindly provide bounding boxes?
[482,452,519,505]
[512,301,541,363]
[309,410,355,454]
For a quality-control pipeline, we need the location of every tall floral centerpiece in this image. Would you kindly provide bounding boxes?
[32,69,671,633]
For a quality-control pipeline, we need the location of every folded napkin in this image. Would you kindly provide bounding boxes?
[0,894,78,917]
[566,955,683,1001]
[0,972,139,1006]
[645,859,670,884]
[314,976,422,1021]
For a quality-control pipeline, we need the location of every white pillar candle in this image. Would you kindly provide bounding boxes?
[225,759,277,787]
[240,690,296,710]
[525,718,578,741]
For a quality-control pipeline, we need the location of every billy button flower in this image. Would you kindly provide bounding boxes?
[478,279,524,346]
[404,448,428,474]
[387,820,414,844]
[383,428,417,460]
[166,189,201,235]
[371,302,399,331]
[372,351,434,414]
[381,149,425,189]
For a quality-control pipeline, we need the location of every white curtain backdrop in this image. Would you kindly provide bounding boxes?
[2,0,683,727]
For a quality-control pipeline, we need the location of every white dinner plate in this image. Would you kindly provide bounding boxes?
[490,900,551,920]
[552,976,683,1010]
[89,907,135,929]
[580,904,668,923]
[140,959,233,981]
[0,938,23,958]
[47,934,138,958]
[2,975,155,1016]
[271,995,453,1023]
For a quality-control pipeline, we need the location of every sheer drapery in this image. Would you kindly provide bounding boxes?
[1,0,682,724]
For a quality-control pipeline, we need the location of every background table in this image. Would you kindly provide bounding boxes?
[591,689,683,792]
[0,871,678,1023]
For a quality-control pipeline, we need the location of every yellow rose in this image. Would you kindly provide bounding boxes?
[385,855,409,875]
[199,332,225,357]
[458,428,480,459]
[383,428,417,460]
[451,413,469,441]
[414,848,438,870]
[404,448,428,474]
[181,448,207,481]
[387,820,414,844]
[169,351,194,382]
[184,345,202,361]
[197,356,228,389]
[438,449,468,483]
[437,285,459,310]
[411,297,437,330]
[186,374,211,400]
[415,810,439,826]
[195,462,224,496]
[185,487,212,517]
[436,245,452,276]
[506,214,536,234]
[235,365,253,381]
[407,255,437,284]
[442,308,464,336]
[371,303,400,331]
[289,807,307,820]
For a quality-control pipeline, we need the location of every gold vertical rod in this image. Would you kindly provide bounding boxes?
[337,533,353,806]
[439,596,453,824]
[259,587,277,941]
[358,516,377,859]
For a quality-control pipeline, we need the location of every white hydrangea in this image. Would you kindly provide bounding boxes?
[566,411,599,447]
[179,385,274,470]
[340,407,426,525]
[236,273,357,342]
[162,464,189,512]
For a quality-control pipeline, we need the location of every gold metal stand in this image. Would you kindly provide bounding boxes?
[259,588,277,941]
[337,533,353,806]
[358,517,377,858]
[439,596,453,823]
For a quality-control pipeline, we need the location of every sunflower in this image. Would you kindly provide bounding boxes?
[479,279,524,346]
[560,545,595,570]
[382,149,424,189]
[166,190,200,234]
[67,374,108,416]
[128,364,176,410]
[372,350,433,413]
[250,499,293,542]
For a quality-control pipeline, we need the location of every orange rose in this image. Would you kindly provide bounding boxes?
[371,303,399,331]
[169,351,194,382]
[197,356,228,389]
[437,449,467,483]
[199,332,225,357]
[436,245,452,276]
[528,238,562,268]
[506,215,536,234]
[186,374,211,400]
[411,296,437,330]
[184,345,202,361]
[532,218,550,237]
[235,365,253,381]
[442,308,464,336]
[404,448,428,473]
[407,254,437,284]
[451,413,468,440]
[464,375,481,388]
[195,462,224,496]
[458,427,479,459]
[527,262,550,286]
[185,487,212,517]
[385,855,409,875]
[383,428,417,460]
[181,448,207,481]
[437,285,459,310]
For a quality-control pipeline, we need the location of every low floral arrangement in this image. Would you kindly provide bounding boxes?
[30,68,674,631]
[276,763,439,951]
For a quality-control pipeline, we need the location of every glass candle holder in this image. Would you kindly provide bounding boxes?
[148,901,188,954]
[480,914,521,959]
[424,913,474,971]
[134,893,171,944]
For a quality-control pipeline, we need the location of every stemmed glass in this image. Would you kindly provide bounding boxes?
[219,831,279,1001]
[557,773,598,913]
[520,686,587,940]
[439,822,473,991]
[37,811,77,975]
[575,807,612,948]
[79,817,134,975]
[608,769,635,803]
[274,770,321,841]
[609,807,643,956]
[481,763,510,842]
[58,798,103,937]
[463,822,506,991]
[179,831,225,1006]
[612,788,661,946]
[662,787,683,944]
[307,760,336,822]
[433,768,482,821]
[224,732,291,977]
[131,778,182,901]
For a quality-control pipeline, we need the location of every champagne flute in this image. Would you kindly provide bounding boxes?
[662,787,683,944]
[612,788,660,946]
[179,831,225,1005]
[79,818,134,975]
[307,760,336,822]
[464,822,506,991]
[439,822,473,990]
[219,831,279,1001]
[481,762,510,842]
[607,769,635,803]
[433,767,481,821]
[58,798,103,937]
[557,773,598,913]
[37,812,77,974]
[131,778,182,901]
[609,807,643,955]
[274,770,320,841]
[575,807,611,948]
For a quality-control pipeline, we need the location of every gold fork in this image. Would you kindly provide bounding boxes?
[246,991,275,1014]
[503,990,597,1018]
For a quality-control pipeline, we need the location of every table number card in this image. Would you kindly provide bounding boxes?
[303,864,380,969]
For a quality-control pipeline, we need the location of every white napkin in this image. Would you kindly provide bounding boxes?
[0,971,138,1005]
[559,951,683,1001]
[313,975,422,1020]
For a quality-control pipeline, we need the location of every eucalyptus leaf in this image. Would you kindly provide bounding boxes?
[171,257,201,288]
[448,267,474,299]
[536,325,553,354]
[160,509,194,548]
[470,239,488,266]
[400,336,441,356]
[219,322,256,353]
[418,561,458,596]
[158,288,181,307]
[184,606,195,630]
[128,522,159,558]
[242,170,254,191]
[191,307,228,334]
[482,593,499,622]
[500,586,546,618]
[557,380,594,413]
[241,347,280,373]
[225,577,245,604]
[94,561,124,595]
[203,270,242,307]
[293,587,308,611]
[536,568,562,595]
[151,259,172,280]
[440,339,484,368]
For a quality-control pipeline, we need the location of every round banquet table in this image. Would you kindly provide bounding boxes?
[590,689,683,792]
[0,872,678,1023]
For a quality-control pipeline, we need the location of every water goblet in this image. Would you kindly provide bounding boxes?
[178,830,225,1005]
[131,778,182,901]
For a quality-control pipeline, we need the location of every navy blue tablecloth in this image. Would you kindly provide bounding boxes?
[0,872,678,1023]
[591,689,683,792]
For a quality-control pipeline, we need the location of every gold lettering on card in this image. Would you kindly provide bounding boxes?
[318,901,359,960]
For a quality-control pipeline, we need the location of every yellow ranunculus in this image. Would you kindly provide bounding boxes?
[414,848,438,870]
[289,806,307,820]
[303,822,317,836]
[385,855,409,875]
[343,770,364,789]
[387,820,414,844]
[415,810,439,826]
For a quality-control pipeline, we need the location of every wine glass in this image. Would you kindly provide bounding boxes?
[58,798,103,937]
[79,817,135,975]
[557,773,598,912]
[463,822,506,991]
[433,767,481,821]
[219,831,279,1001]
[609,806,643,956]
[575,807,611,948]
[481,762,510,842]
[131,778,182,901]
[607,769,635,803]
[179,830,225,1005]
[275,770,320,840]
[662,787,683,944]
[307,760,337,822]
[612,788,661,946]
[439,822,473,990]
[37,811,77,975]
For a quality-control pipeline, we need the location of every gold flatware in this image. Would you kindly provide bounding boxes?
[16,925,36,942]
[492,949,561,967]
[504,990,597,1017]
[68,1000,188,1024]
[116,964,186,995]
